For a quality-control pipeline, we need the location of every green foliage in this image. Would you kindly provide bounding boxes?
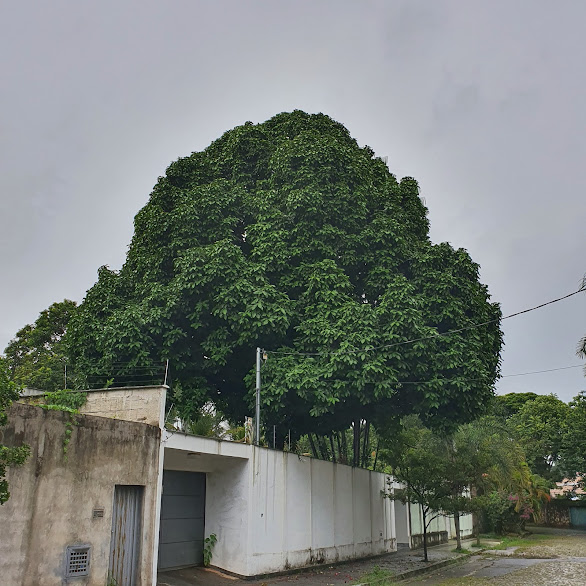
[511,394,570,480]
[166,403,228,439]
[3,300,77,391]
[490,392,539,418]
[559,391,586,479]
[382,416,453,560]
[43,389,87,412]
[39,389,87,458]
[67,111,502,439]
[0,357,30,504]
[203,533,217,567]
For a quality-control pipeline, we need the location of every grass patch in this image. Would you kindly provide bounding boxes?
[353,565,395,585]
[432,578,489,585]
[486,534,550,551]
[451,547,470,553]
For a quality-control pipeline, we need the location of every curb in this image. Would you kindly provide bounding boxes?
[393,548,485,582]
[354,548,489,585]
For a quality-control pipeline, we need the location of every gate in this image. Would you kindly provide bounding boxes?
[158,470,206,570]
[109,485,144,586]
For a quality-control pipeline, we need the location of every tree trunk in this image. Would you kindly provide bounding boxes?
[470,486,481,546]
[454,511,462,550]
[361,420,370,468]
[341,430,348,465]
[421,505,429,562]
[353,419,361,467]
[319,435,330,461]
[373,437,380,471]
[336,432,343,464]
[329,434,336,464]
[308,433,319,459]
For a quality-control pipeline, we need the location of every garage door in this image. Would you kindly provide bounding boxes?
[158,470,206,570]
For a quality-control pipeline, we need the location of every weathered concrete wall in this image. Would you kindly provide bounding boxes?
[80,385,167,428]
[0,403,161,586]
[410,531,448,549]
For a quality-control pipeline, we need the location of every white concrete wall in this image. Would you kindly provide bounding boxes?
[246,449,395,576]
[161,433,396,577]
[448,513,474,539]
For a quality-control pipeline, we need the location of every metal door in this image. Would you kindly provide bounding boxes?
[109,485,144,586]
[158,470,206,570]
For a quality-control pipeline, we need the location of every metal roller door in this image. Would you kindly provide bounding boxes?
[158,470,206,570]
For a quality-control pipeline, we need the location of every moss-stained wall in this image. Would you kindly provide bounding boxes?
[0,403,161,586]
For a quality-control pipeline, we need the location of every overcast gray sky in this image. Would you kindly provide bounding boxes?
[1,0,584,401]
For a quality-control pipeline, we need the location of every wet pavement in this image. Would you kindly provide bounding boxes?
[403,526,586,585]
[158,539,489,586]
[158,527,586,586]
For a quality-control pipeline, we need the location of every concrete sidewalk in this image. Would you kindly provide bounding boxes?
[158,539,490,586]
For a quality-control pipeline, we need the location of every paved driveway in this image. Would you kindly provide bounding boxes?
[404,526,586,585]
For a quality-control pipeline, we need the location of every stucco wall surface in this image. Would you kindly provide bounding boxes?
[80,385,167,428]
[0,402,161,586]
[161,434,396,577]
[246,449,395,576]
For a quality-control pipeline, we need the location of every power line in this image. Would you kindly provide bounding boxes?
[500,364,584,378]
[266,283,586,358]
[294,363,585,388]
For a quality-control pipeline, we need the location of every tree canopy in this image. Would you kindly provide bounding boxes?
[510,394,570,481]
[67,110,502,440]
[4,300,77,392]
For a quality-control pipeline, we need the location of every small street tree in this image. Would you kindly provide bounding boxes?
[382,417,451,561]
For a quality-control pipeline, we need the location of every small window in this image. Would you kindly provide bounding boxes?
[66,545,91,577]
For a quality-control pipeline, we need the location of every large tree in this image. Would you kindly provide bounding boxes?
[4,300,77,391]
[67,111,502,443]
[511,394,570,481]
[559,391,586,481]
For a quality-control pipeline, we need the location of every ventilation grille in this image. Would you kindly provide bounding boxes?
[66,545,91,577]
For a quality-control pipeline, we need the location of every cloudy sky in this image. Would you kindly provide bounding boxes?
[1,1,584,401]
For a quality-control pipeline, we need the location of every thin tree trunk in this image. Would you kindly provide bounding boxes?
[470,486,481,546]
[319,435,330,461]
[373,437,380,471]
[422,505,429,562]
[361,420,370,468]
[308,433,319,459]
[329,434,336,464]
[454,511,462,550]
[353,419,361,467]
[336,432,343,463]
[341,430,348,465]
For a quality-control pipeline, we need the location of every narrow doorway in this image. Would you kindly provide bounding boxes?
[108,485,144,586]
